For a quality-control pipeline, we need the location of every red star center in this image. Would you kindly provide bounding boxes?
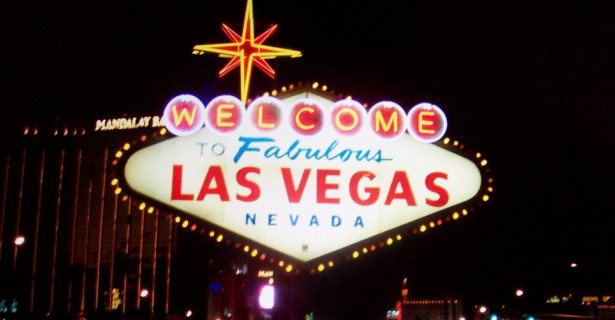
[192,0,302,103]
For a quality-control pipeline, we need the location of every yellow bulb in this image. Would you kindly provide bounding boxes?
[216,234,223,242]
[352,251,359,258]
[281,86,287,92]
[396,234,402,241]
[111,178,119,186]
[488,186,494,193]
[317,264,325,272]
[482,195,490,202]
[209,231,215,237]
[160,128,167,135]
[475,152,482,158]
[322,85,328,91]
[114,188,122,195]
[181,220,189,228]
[115,151,123,158]
[429,222,435,228]
[251,249,258,257]
[312,82,319,89]
[285,264,293,273]
[278,260,285,267]
[453,140,459,146]
[174,216,181,223]
[443,137,450,144]
[453,212,460,220]
[481,159,488,166]
[328,261,334,267]
[420,225,427,232]
[386,238,393,245]
[462,209,468,216]
[139,203,146,210]
[362,247,368,254]
[123,143,130,151]
[271,89,278,96]
[147,207,154,214]
[243,245,250,252]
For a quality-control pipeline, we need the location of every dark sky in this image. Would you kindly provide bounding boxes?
[3,0,615,319]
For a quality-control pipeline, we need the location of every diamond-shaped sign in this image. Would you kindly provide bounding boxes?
[123,91,482,262]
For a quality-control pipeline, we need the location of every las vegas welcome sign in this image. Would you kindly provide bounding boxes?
[121,87,485,264]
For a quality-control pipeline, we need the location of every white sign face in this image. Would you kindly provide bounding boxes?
[124,93,481,262]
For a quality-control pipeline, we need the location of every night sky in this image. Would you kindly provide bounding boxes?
[3,1,615,319]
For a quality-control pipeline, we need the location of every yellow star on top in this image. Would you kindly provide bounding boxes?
[192,0,302,103]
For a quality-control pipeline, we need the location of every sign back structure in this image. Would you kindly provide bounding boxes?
[111,82,494,273]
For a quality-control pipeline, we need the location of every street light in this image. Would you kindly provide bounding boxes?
[140,289,149,298]
[515,289,524,297]
[14,236,25,246]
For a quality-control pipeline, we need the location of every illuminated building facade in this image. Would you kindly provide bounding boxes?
[0,115,308,319]
[0,119,240,319]
[398,278,463,320]
[402,299,463,320]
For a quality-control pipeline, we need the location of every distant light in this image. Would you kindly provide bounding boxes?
[460,317,466,320]
[490,315,498,320]
[527,316,535,320]
[479,306,487,314]
[516,289,524,297]
[185,310,193,318]
[14,236,25,246]
[140,289,149,298]
[258,285,275,309]
[570,262,578,268]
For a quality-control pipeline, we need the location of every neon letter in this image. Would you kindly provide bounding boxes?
[425,172,449,207]
[316,169,340,204]
[375,110,399,133]
[196,165,230,201]
[281,168,311,203]
[384,171,417,205]
[349,171,379,206]
[171,104,197,126]
[236,167,261,202]
[171,165,194,200]
[295,107,316,130]
[216,104,235,127]
[334,108,359,132]
[418,111,436,134]
[257,105,276,129]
